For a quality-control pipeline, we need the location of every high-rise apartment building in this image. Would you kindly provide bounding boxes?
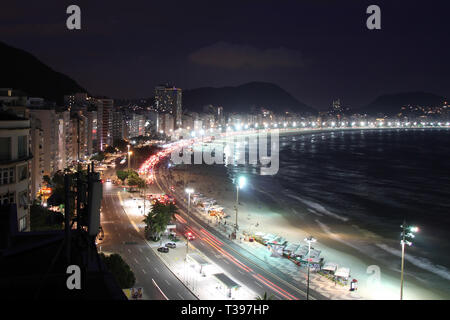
[28,108,58,176]
[154,85,182,129]
[86,110,98,155]
[71,112,88,162]
[112,111,124,142]
[126,113,146,138]
[29,116,44,200]
[56,110,73,170]
[0,110,32,231]
[99,98,113,149]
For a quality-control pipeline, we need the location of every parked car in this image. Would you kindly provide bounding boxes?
[165,242,176,248]
[157,247,169,253]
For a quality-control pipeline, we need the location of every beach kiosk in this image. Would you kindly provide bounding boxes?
[213,273,241,298]
[322,262,338,275]
[283,243,300,257]
[335,267,351,284]
[208,205,224,217]
[187,253,211,276]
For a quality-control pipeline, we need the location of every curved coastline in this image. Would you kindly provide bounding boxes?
[170,126,450,300]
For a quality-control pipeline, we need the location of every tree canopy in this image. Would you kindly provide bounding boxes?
[116,170,129,182]
[143,200,177,241]
[100,253,136,289]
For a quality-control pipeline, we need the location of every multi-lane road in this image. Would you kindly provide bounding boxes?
[100,183,197,300]
[98,155,326,300]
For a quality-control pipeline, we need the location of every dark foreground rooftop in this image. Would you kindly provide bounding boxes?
[0,204,126,300]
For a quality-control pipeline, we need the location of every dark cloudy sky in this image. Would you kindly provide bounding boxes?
[1,0,449,110]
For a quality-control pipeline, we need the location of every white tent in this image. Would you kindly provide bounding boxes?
[322,262,338,273]
[283,243,300,255]
[335,267,350,279]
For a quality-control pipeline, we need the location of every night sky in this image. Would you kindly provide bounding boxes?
[1,0,449,110]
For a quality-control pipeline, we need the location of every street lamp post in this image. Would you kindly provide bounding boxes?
[185,188,194,260]
[304,235,317,300]
[234,176,246,235]
[127,144,131,170]
[400,221,419,300]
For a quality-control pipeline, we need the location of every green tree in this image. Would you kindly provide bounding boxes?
[255,292,274,300]
[116,170,129,183]
[100,253,136,289]
[127,172,143,187]
[136,177,147,190]
[143,201,177,241]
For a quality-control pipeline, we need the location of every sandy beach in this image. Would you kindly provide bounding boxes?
[162,130,449,300]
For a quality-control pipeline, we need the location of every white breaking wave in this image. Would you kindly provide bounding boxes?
[307,208,323,216]
[286,194,349,222]
[375,243,450,281]
[253,185,283,205]
[315,220,367,253]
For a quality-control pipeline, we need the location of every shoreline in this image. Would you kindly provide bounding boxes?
[165,127,450,300]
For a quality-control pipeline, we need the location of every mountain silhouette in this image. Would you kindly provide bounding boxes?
[0,41,87,104]
[183,82,316,114]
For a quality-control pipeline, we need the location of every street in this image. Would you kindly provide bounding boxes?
[98,154,326,300]
[99,182,197,300]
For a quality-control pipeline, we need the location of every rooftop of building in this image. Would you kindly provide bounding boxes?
[0,204,127,300]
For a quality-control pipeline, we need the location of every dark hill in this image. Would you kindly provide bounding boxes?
[183,82,316,115]
[361,92,446,116]
[0,41,87,104]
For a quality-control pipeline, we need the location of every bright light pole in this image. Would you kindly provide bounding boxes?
[127,144,131,170]
[304,235,317,300]
[234,176,246,235]
[185,188,194,259]
[400,222,419,300]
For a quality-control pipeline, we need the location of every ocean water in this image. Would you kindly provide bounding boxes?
[226,128,450,296]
